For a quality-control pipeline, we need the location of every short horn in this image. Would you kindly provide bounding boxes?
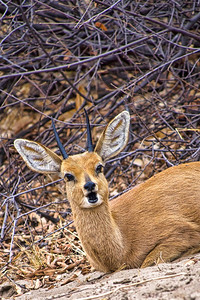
[52,119,68,159]
[84,109,94,152]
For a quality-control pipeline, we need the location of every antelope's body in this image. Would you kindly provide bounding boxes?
[14,111,200,272]
[110,162,200,270]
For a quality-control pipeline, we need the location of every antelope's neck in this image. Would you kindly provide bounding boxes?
[72,203,124,272]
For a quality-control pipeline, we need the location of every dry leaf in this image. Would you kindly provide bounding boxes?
[63,49,72,61]
[61,273,78,285]
[75,85,87,110]
[95,22,107,31]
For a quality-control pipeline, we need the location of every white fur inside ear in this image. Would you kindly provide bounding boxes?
[97,111,130,161]
[14,139,61,173]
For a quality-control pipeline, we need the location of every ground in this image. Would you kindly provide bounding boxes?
[1,254,200,300]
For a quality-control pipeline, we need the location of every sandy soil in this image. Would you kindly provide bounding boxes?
[2,253,199,300]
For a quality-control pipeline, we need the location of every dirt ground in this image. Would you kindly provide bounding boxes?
[1,253,199,300]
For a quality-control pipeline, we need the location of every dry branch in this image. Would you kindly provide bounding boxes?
[0,0,200,292]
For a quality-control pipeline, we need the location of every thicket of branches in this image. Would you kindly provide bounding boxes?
[0,0,200,290]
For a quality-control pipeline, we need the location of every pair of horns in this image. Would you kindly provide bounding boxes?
[52,109,94,159]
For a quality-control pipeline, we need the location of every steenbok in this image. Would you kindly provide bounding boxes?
[14,111,200,272]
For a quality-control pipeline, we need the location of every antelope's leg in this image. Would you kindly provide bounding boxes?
[141,241,200,268]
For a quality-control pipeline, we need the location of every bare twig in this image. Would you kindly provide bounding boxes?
[1,0,200,286]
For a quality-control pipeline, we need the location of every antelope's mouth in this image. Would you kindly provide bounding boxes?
[87,192,98,203]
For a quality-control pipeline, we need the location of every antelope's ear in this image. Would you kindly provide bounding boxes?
[14,139,62,173]
[94,111,130,161]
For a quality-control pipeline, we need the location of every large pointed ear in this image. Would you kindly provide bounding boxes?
[14,139,62,174]
[94,111,130,161]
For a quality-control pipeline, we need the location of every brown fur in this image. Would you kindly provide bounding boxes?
[110,162,200,269]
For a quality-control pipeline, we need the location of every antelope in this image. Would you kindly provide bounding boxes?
[14,111,200,272]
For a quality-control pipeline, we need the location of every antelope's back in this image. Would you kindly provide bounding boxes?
[110,161,200,247]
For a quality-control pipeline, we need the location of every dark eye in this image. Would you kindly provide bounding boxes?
[64,173,75,181]
[96,164,104,175]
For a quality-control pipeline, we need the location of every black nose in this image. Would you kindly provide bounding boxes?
[84,181,96,191]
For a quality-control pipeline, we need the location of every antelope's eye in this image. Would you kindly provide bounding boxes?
[64,173,75,181]
[96,164,104,175]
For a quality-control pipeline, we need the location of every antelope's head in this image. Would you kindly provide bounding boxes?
[14,111,130,209]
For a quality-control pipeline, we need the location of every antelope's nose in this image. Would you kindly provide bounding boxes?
[84,181,96,191]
